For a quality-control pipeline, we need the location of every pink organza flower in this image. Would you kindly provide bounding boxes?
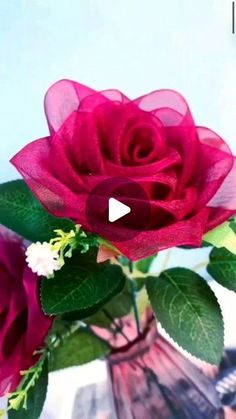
[11,80,236,260]
[0,227,52,395]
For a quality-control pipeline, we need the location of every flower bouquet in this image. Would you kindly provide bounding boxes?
[0,79,235,418]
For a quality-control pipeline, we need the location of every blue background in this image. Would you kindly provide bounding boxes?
[0,0,235,181]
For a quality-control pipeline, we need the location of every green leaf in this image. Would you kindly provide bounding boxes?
[0,180,74,241]
[201,241,213,248]
[85,278,132,327]
[230,218,236,234]
[41,257,127,316]
[134,277,145,291]
[146,268,224,364]
[50,329,109,371]
[204,221,236,255]
[8,358,48,419]
[179,241,212,249]
[135,255,156,274]
[207,247,236,292]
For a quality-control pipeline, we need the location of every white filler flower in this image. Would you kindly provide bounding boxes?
[26,242,61,277]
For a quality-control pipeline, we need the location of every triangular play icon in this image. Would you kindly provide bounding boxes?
[108,197,131,223]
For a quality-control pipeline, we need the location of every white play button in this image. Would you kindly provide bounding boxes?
[108,197,131,222]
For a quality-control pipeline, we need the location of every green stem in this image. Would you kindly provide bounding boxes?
[8,353,47,411]
[129,261,141,335]
[82,324,113,348]
[128,260,133,274]
[103,309,130,343]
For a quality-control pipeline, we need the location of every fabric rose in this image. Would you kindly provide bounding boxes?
[11,80,236,260]
[0,226,52,395]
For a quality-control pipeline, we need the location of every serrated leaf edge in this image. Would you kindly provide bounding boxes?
[145,269,225,365]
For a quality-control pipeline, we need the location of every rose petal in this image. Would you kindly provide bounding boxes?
[0,232,52,395]
[113,208,209,261]
[44,79,95,134]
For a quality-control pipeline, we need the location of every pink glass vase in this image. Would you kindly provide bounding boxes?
[107,312,224,419]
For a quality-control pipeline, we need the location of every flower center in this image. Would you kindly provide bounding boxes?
[122,123,165,166]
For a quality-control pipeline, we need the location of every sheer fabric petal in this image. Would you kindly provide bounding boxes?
[11,80,236,260]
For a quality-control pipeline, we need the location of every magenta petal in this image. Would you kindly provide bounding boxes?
[44,79,96,134]
[11,136,87,219]
[0,229,53,395]
[23,267,52,355]
[11,81,236,260]
[112,208,210,261]
[195,127,235,207]
[134,89,193,124]
[208,158,236,211]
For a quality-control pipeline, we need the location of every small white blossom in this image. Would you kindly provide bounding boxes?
[25,242,61,277]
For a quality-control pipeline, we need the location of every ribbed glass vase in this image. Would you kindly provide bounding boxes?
[73,311,224,419]
[107,312,223,419]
